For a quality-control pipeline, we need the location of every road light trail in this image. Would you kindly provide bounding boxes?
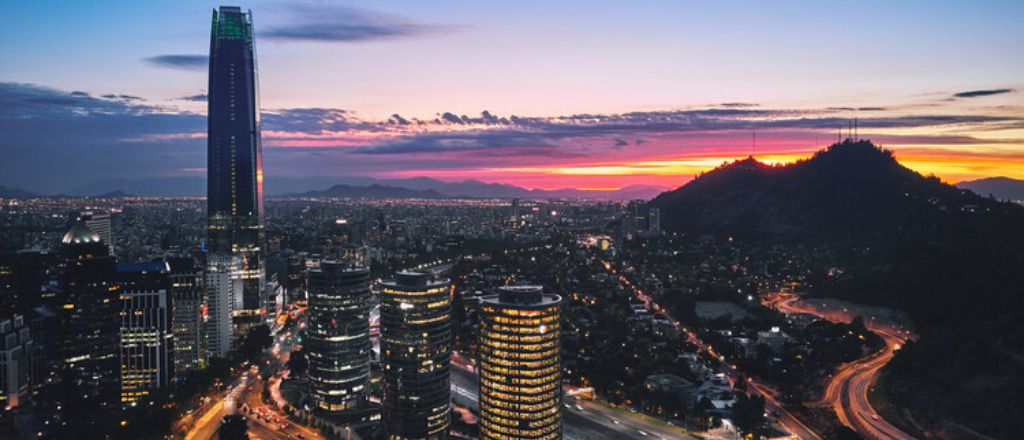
[772,294,916,440]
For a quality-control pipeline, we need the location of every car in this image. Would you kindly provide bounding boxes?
[637,430,649,436]
[574,404,584,412]
[609,418,620,424]
[563,403,571,409]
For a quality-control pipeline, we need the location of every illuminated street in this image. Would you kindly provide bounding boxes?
[772,294,916,440]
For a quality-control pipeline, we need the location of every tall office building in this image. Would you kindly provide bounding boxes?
[207,6,266,327]
[57,220,120,414]
[478,286,562,440]
[307,262,371,413]
[205,255,241,359]
[648,207,661,235]
[168,258,204,374]
[380,272,452,439]
[0,315,32,409]
[81,210,114,255]
[116,262,173,404]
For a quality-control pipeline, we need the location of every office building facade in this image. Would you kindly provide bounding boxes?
[478,286,562,440]
[81,210,114,255]
[207,6,266,326]
[168,258,204,374]
[380,272,452,439]
[117,262,173,404]
[307,262,371,412]
[57,219,120,410]
[0,315,32,409]
[205,254,241,359]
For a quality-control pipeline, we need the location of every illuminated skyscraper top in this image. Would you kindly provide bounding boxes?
[207,6,266,322]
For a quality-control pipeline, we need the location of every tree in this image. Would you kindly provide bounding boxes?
[732,393,769,439]
[219,414,249,440]
[287,346,309,377]
[239,324,273,362]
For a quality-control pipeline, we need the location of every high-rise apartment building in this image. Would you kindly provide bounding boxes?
[307,262,371,413]
[207,6,266,327]
[0,315,32,409]
[117,262,173,404]
[168,258,204,374]
[478,286,562,440]
[205,254,241,359]
[380,271,452,439]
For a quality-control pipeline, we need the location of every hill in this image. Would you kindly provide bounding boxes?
[957,176,1024,201]
[301,184,446,199]
[650,140,1024,438]
[6,176,666,199]
[0,185,38,198]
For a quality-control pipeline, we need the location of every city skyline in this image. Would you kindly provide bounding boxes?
[2,3,1021,439]
[1,1,1023,192]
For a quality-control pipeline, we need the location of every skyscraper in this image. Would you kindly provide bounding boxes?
[478,286,562,440]
[81,210,114,255]
[205,254,241,359]
[380,272,452,439]
[116,262,173,404]
[168,258,204,374]
[207,6,266,327]
[0,315,32,409]
[56,220,120,424]
[307,262,371,413]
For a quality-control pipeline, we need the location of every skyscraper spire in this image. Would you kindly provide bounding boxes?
[207,6,266,328]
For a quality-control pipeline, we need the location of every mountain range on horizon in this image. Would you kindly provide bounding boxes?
[955,176,1024,201]
[0,176,669,200]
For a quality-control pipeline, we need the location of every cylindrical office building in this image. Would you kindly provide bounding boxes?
[307,262,371,412]
[381,271,453,439]
[478,286,562,440]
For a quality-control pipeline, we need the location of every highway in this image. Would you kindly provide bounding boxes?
[183,307,325,440]
[771,294,916,440]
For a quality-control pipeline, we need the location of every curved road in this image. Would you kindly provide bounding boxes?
[772,294,916,440]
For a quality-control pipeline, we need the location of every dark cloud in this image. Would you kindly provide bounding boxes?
[953,88,1015,99]
[179,94,207,102]
[719,102,758,108]
[348,108,1022,156]
[261,108,384,134]
[0,82,205,193]
[102,94,143,102]
[262,5,455,43]
[440,112,463,124]
[388,114,409,125]
[144,55,208,70]
[3,81,1023,192]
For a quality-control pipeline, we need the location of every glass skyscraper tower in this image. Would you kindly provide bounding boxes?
[478,286,563,440]
[381,272,453,439]
[207,6,266,324]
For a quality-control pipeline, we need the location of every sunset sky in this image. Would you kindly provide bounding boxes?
[2,0,1023,193]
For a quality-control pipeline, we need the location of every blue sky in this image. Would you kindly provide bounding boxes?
[1,1,1022,192]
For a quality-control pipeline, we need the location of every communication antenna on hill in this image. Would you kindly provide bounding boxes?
[848,120,853,141]
[854,118,859,141]
[752,131,757,157]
